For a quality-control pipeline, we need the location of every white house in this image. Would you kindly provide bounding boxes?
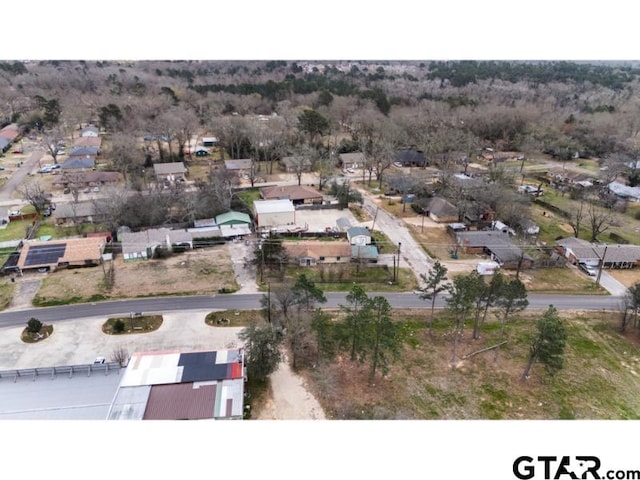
[253,199,295,229]
[346,226,372,246]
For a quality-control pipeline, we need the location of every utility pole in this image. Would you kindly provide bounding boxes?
[259,242,265,284]
[267,282,271,323]
[596,244,608,287]
[396,242,402,283]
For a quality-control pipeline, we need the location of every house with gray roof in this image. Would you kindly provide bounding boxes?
[556,237,640,269]
[68,146,99,157]
[280,156,312,173]
[394,149,427,167]
[338,152,364,169]
[456,230,533,269]
[608,181,640,202]
[62,157,95,170]
[224,159,253,173]
[121,228,193,262]
[153,162,187,182]
[426,197,458,223]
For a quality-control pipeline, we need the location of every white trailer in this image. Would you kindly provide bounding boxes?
[477,261,500,275]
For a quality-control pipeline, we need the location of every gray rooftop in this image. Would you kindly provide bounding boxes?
[0,364,122,419]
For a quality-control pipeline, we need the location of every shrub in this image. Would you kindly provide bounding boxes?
[113,319,125,333]
[26,317,42,334]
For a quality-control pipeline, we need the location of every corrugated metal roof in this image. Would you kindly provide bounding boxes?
[215,211,251,225]
[143,382,217,420]
[113,348,245,420]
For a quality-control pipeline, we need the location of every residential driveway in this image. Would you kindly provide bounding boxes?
[6,277,42,310]
[227,240,259,293]
[357,188,433,286]
[597,270,628,297]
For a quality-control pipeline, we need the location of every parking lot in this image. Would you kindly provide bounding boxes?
[293,207,363,233]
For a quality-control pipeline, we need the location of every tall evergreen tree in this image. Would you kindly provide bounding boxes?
[418,260,450,337]
[521,305,567,381]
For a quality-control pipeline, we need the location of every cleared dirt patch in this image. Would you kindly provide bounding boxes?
[34,246,237,305]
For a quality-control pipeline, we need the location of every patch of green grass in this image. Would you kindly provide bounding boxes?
[0,282,16,310]
[275,264,418,292]
[0,220,30,242]
[102,315,163,334]
[205,310,263,327]
[32,293,108,307]
[235,189,261,209]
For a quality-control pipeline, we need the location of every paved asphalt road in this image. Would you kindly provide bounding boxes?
[0,292,623,327]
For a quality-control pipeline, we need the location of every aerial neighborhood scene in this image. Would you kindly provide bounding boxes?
[2,59,640,420]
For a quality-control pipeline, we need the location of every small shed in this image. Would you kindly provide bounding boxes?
[347,226,371,246]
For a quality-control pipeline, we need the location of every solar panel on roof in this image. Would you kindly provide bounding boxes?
[24,244,66,266]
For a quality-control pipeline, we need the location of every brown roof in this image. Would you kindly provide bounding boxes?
[143,383,217,420]
[53,171,120,187]
[260,185,323,201]
[284,240,352,260]
[17,236,106,270]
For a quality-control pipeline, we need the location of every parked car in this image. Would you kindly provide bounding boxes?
[92,186,99,192]
[346,168,355,174]
[0,166,5,171]
[52,164,61,169]
[63,188,70,194]
[8,209,20,216]
[43,207,51,217]
[393,161,403,168]
[579,263,598,276]
[83,187,90,193]
[93,357,106,364]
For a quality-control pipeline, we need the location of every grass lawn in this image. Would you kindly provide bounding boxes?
[0,220,31,242]
[532,188,640,245]
[102,315,163,334]
[235,188,261,209]
[267,264,418,292]
[205,310,263,327]
[505,267,608,295]
[0,282,16,310]
[302,309,640,419]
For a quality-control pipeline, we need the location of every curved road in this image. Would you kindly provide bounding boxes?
[0,292,623,328]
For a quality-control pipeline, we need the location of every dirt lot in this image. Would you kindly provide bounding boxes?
[34,246,237,304]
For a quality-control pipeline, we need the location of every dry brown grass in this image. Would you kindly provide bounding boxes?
[301,309,640,419]
[606,269,640,288]
[34,246,237,304]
